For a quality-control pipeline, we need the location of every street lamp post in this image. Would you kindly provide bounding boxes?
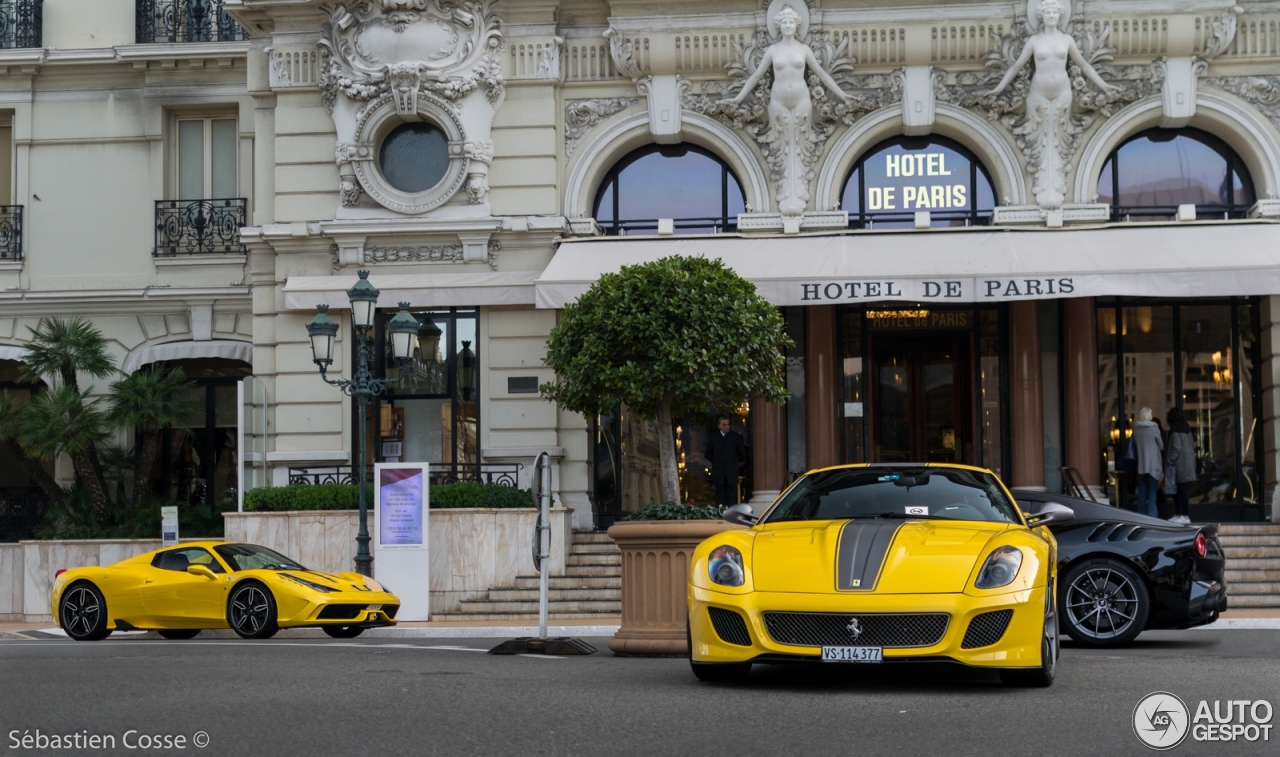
[306,270,420,576]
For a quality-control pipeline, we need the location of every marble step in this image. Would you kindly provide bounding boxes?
[1222,546,1280,558]
[571,531,617,543]
[454,598,621,614]
[1217,524,1280,535]
[1225,558,1280,570]
[511,574,621,589]
[482,587,622,602]
[567,553,622,566]
[1225,582,1280,595]
[431,611,621,622]
[570,542,622,555]
[1224,594,1280,608]
[1218,534,1280,546]
[565,564,622,577]
[1224,570,1280,583]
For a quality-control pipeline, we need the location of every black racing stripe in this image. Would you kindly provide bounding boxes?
[836,520,902,591]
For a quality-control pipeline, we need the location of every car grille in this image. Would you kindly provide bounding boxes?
[707,607,752,646]
[961,610,1013,649]
[763,612,949,648]
[317,604,368,620]
[384,605,399,619]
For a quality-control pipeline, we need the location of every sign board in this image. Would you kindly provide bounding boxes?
[372,463,430,621]
[160,506,179,547]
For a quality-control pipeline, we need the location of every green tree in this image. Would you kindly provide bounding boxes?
[109,365,201,505]
[540,256,789,504]
[0,391,65,505]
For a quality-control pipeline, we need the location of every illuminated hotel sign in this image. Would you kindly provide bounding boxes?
[867,152,969,211]
[866,309,971,330]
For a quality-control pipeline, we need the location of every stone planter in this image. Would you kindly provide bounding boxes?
[607,520,745,656]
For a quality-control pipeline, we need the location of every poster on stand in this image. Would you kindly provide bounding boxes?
[372,463,430,620]
[160,506,179,547]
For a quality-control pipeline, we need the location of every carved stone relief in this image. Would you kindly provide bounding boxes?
[318,0,505,216]
[565,98,640,158]
[364,239,502,269]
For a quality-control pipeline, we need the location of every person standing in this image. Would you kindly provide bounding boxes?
[703,415,746,507]
[1131,407,1163,518]
[1165,408,1197,524]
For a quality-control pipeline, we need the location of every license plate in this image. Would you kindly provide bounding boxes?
[821,646,883,663]
[367,604,382,611]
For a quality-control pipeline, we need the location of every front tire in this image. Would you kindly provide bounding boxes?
[158,629,201,640]
[1001,598,1057,688]
[687,616,751,683]
[228,582,279,640]
[322,625,364,639]
[60,582,110,641]
[1060,558,1150,648]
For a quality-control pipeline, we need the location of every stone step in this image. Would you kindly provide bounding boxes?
[1225,558,1280,570]
[455,598,622,614]
[570,542,621,555]
[1218,534,1280,547]
[1217,524,1280,536]
[571,531,616,543]
[1224,594,1280,608]
[565,564,622,577]
[567,553,622,566]
[1224,570,1280,583]
[431,612,621,622]
[1224,582,1280,595]
[1222,546,1280,558]
[511,575,621,589]
[483,587,622,602]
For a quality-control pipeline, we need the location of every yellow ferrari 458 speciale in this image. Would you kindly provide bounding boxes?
[51,541,399,641]
[689,464,1073,686]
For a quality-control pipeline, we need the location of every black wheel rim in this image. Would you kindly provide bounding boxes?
[1066,567,1139,640]
[61,586,100,637]
[230,586,269,634]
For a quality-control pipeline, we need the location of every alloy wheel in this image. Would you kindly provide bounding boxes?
[61,586,101,638]
[1065,567,1140,641]
[230,586,270,634]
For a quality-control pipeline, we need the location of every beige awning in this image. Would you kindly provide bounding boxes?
[283,270,540,311]
[535,221,1280,308]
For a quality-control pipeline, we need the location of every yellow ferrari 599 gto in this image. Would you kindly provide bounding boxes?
[51,542,399,641]
[689,464,1073,686]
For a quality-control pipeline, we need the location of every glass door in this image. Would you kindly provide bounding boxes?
[871,334,972,464]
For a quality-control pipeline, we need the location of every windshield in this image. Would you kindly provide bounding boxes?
[763,467,1022,525]
[214,544,307,572]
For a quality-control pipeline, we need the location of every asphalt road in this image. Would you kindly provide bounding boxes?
[1,630,1278,756]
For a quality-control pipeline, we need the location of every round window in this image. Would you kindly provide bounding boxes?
[379,122,450,194]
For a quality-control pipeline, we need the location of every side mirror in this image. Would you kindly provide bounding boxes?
[1024,502,1074,528]
[723,503,758,527]
[187,564,218,580]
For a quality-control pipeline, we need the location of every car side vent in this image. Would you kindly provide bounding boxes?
[1126,527,1146,541]
[1107,524,1136,542]
[1086,524,1111,542]
[961,610,1013,649]
[707,607,752,646]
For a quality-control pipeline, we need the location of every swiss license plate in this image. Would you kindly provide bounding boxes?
[367,604,382,611]
[821,646,883,663]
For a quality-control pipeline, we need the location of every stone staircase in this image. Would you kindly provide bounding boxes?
[433,531,622,622]
[1220,523,1280,608]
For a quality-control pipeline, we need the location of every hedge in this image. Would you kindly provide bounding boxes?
[244,482,538,512]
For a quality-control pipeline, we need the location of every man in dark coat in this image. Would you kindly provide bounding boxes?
[703,415,746,507]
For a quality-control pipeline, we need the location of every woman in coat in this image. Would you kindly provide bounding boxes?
[1165,407,1197,524]
[1131,407,1164,518]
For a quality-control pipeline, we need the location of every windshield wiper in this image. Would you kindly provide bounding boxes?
[854,512,949,521]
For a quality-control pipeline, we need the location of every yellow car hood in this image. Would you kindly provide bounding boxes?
[751,519,1012,594]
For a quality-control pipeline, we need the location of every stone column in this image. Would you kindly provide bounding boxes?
[750,397,786,504]
[1260,296,1280,522]
[805,306,839,471]
[1009,301,1046,490]
[1063,297,1105,501]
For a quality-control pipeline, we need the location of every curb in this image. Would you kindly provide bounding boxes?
[1,626,622,640]
[1190,618,1280,630]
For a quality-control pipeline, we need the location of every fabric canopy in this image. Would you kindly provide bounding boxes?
[283,270,539,311]
[122,340,252,373]
[535,221,1280,309]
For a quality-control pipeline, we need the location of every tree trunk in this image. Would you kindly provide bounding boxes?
[655,393,681,504]
[4,439,65,505]
[73,448,112,525]
[133,431,160,506]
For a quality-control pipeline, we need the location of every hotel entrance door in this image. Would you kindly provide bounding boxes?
[870,333,973,464]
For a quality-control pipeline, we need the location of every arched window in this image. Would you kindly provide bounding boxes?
[593,145,745,235]
[1098,128,1255,221]
[841,136,995,228]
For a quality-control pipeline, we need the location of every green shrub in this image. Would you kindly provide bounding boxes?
[34,484,228,539]
[622,501,722,521]
[243,482,538,512]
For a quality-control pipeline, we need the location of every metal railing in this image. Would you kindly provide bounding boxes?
[288,463,522,488]
[0,205,21,260]
[154,198,247,256]
[848,210,992,229]
[136,0,247,44]
[0,0,41,49]
[600,216,739,236]
[1110,204,1250,223]
[0,486,49,542]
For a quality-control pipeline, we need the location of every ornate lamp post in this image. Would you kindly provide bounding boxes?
[306,270,420,576]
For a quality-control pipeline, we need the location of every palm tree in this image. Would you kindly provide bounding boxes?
[0,390,66,505]
[109,365,200,505]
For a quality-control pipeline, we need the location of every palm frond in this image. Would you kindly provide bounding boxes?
[17,384,110,459]
[108,365,202,431]
[20,317,116,386]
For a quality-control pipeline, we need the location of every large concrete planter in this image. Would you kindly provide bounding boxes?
[607,520,745,656]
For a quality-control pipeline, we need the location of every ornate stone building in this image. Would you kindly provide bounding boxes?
[1,0,1279,529]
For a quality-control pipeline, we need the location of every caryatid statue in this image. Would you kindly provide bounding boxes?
[725,4,851,216]
[989,0,1114,210]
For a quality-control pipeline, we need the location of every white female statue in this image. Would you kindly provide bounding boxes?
[989,0,1114,209]
[725,4,851,216]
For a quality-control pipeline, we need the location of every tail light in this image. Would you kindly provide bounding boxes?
[1193,532,1207,557]
[55,569,66,578]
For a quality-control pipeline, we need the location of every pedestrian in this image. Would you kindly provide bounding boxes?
[1165,407,1197,524]
[703,415,746,507]
[1131,407,1163,518]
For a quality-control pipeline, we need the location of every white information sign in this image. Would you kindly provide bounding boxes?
[372,463,430,621]
[160,506,179,547]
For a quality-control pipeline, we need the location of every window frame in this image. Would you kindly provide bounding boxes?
[1099,127,1255,222]
[592,144,745,236]
[150,546,227,573]
[171,113,240,201]
[840,135,996,229]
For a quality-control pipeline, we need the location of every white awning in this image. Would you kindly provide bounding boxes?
[535,221,1280,308]
[122,340,252,373]
[283,271,540,311]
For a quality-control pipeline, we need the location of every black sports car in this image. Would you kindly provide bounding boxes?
[1015,492,1227,648]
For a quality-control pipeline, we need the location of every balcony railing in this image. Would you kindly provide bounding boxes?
[288,463,522,489]
[1109,204,1251,223]
[0,0,41,49]
[154,198,247,256]
[0,205,22,260]
[136,0,247,44]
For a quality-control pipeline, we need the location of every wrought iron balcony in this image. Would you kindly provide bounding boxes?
[0,205,21,260]
[154,198,247,256]
[136,0,247,44]
[288,463,522,489]
[0,0,41,49]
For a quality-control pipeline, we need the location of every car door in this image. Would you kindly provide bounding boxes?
[139,547,229,626]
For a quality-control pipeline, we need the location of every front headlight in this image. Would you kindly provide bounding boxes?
[280,573,336,593]
[975,546,1023,589]
[708,545,745,587]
